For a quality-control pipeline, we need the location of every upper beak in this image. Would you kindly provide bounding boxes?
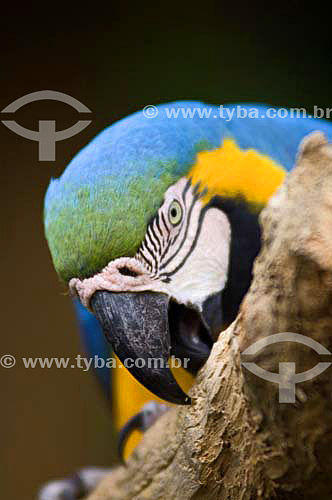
[91,290,190,405]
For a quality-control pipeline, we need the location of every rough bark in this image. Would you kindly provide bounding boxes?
[88,132,332,500]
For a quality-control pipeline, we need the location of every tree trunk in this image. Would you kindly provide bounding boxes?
[88,132,332,500]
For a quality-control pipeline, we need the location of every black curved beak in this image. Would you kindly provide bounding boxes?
[91,291,190,405]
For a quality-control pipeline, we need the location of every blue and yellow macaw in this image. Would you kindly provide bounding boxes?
[41,101,332,498]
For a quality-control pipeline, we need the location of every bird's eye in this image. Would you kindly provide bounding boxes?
[168,200,183,226]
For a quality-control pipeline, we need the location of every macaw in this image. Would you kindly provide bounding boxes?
[40,101,332,499]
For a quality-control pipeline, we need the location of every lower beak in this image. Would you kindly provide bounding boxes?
[91,291,190,405]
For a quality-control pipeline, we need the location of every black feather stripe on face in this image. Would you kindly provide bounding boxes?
[207,196,262,325]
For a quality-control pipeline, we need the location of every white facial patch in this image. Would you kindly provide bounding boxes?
[166,207,231,308]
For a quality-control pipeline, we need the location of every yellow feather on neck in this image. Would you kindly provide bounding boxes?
[188,139,286,206]
[113,356,193,459]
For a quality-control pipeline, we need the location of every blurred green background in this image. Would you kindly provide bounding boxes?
[1,3,331,499]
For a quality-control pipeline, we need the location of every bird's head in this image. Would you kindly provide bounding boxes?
[44,101,285,404]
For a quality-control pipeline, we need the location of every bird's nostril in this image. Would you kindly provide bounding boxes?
[118,267,139,277]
